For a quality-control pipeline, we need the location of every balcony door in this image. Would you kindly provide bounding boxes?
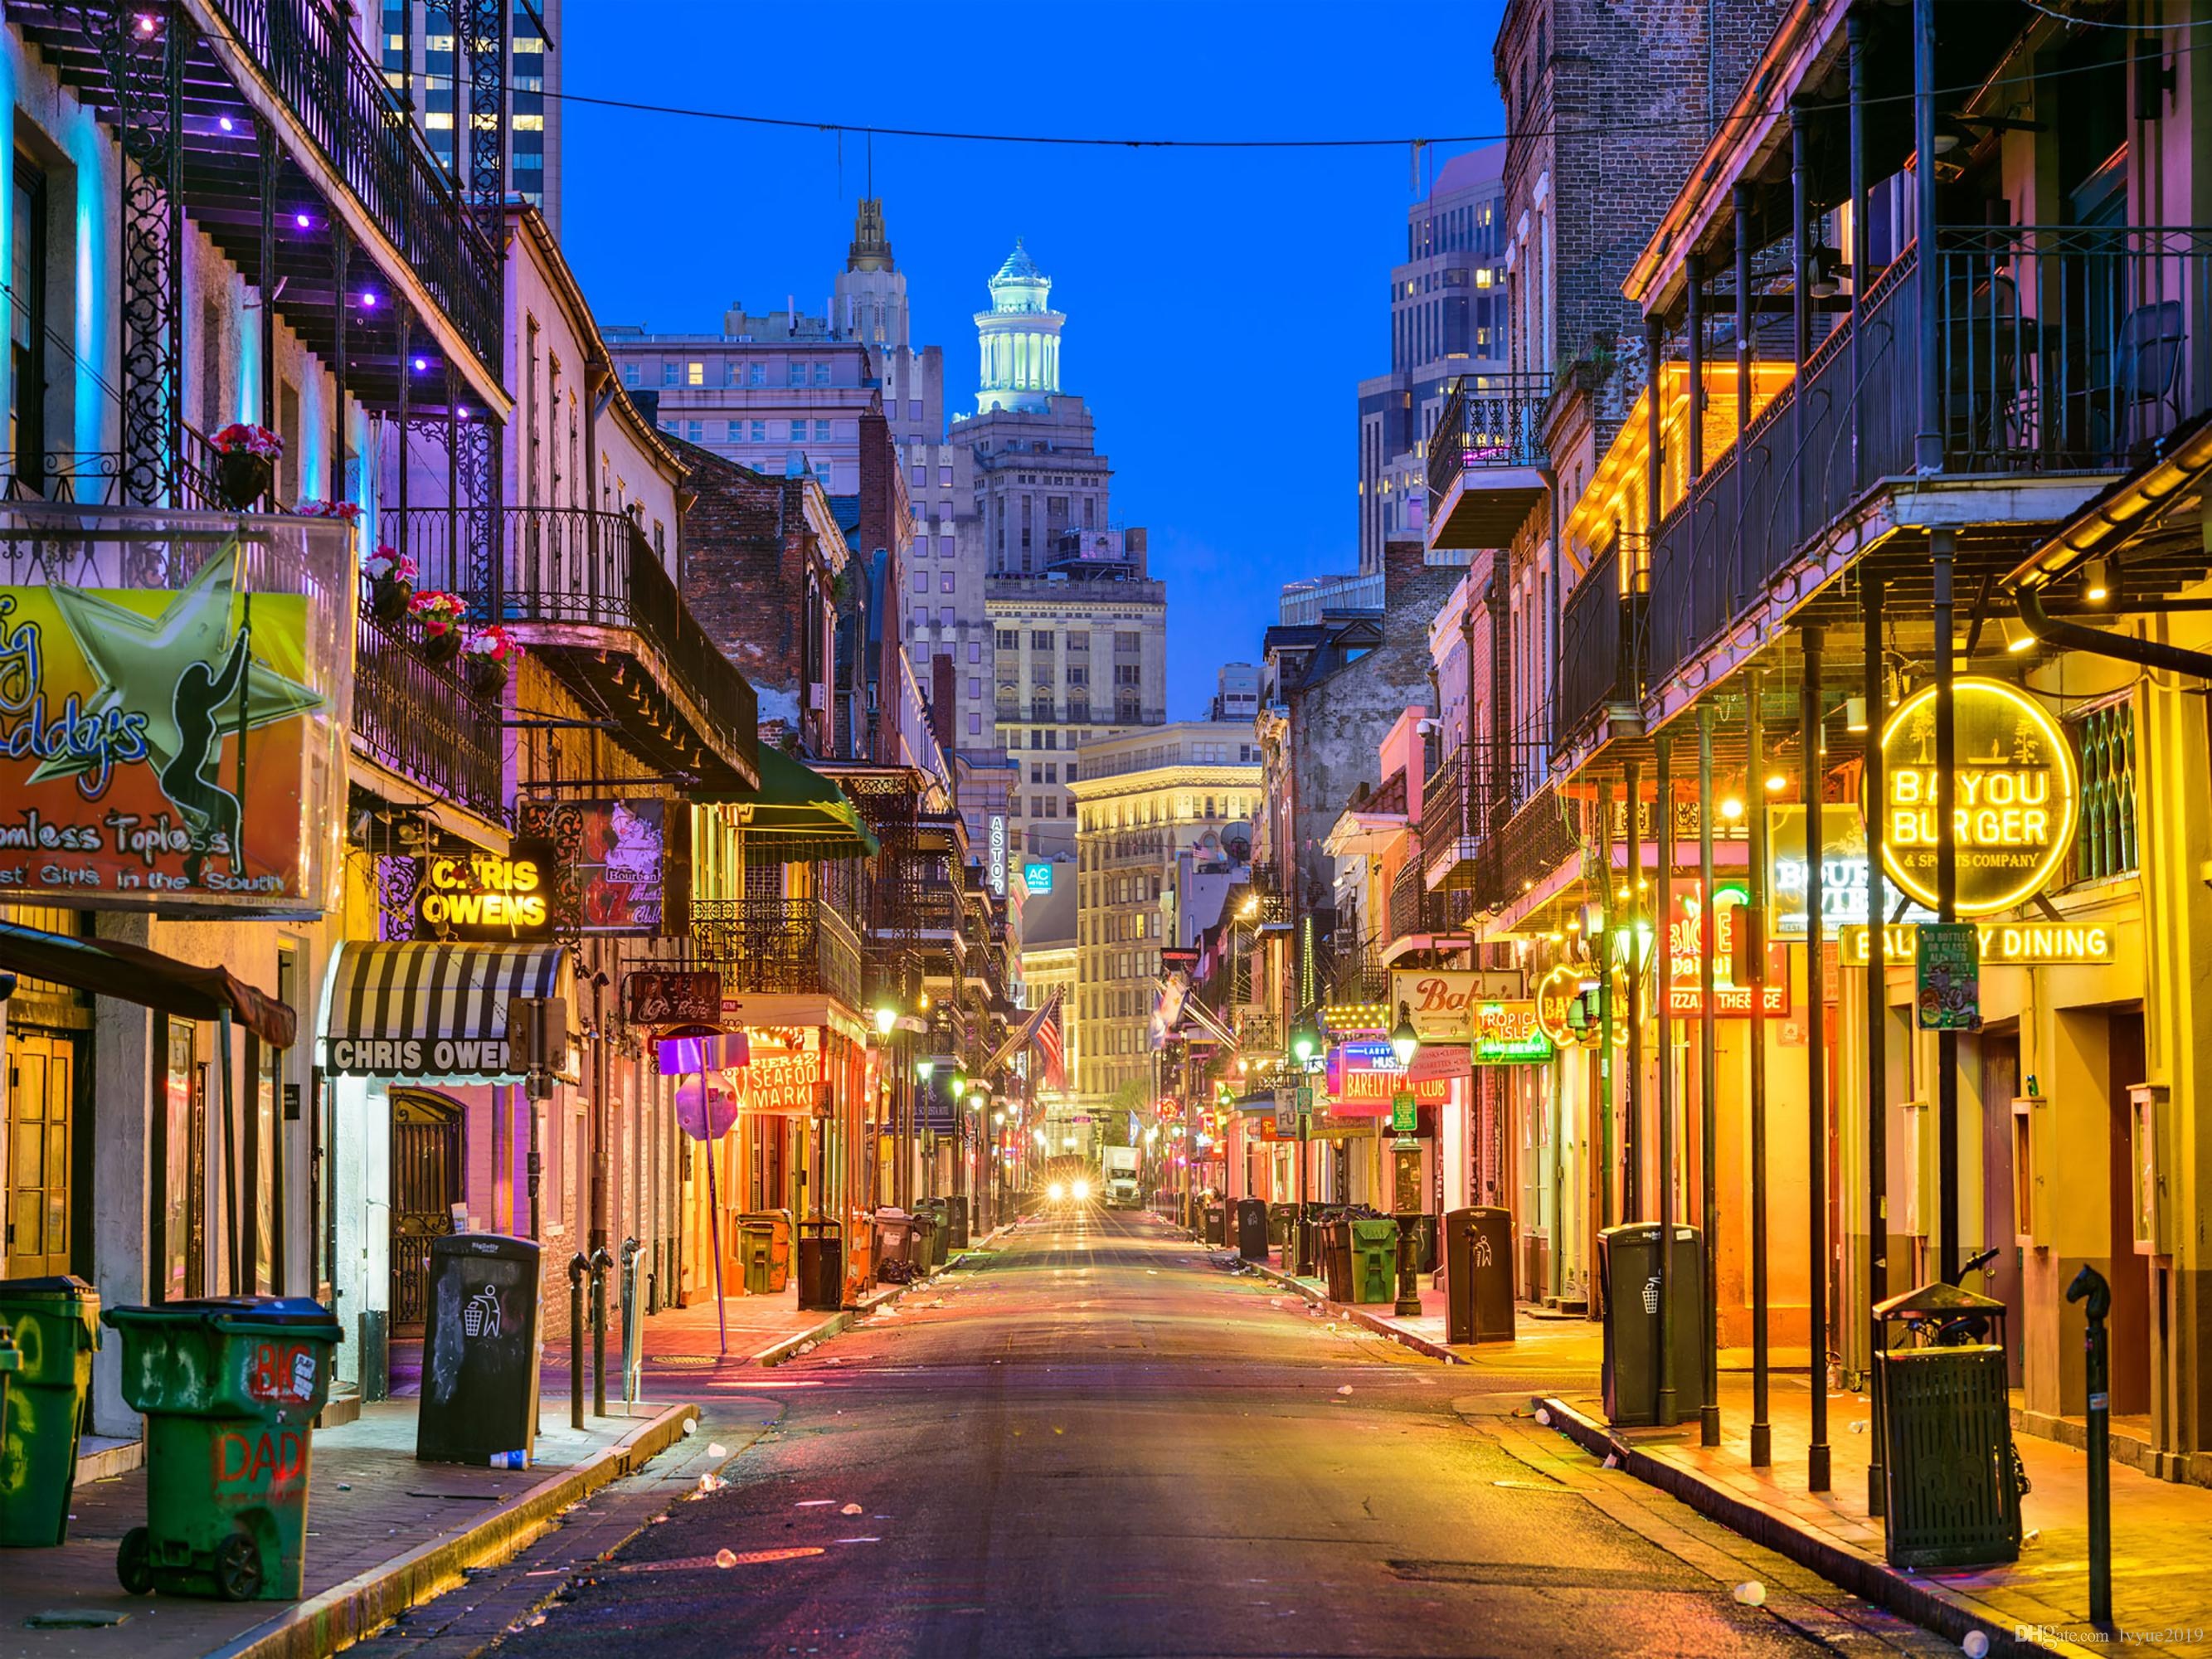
[4,1029,77,1277]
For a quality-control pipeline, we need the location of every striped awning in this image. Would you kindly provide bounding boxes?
[323,941,569,1079]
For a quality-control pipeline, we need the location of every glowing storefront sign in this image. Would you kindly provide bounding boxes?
[1325,1039,1451,1114]
[1838,922,2114,966]
[989,814,1007,897]
[1534,963,1584,1048]
[1471,1000,1553,1064]
[1666,881,1788,1018]
[1023,859,1054,893]
[1875,678,2078,917]
[415,840,556,941]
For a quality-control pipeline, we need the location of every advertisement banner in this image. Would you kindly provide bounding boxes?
[1665,881,1789,1017]
[1916,922,1982,1030]
[1389,968,1528,1045]
[741,1027,831,1115]
[1325,1038,1451,1114]
[1469,1000,1553,1064]
[0,532,348,912]
[574,799,669,934]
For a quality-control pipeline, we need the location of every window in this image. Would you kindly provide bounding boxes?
[1116,631,1141,654]
[813,363,831,386]
[938,606,954,627]
[908,399,923,421]
[789,362,807,387]
[727,421,745,442]
[968,642,982,663]
[747,362,765,387]
[913,569,929,594]
[687,420,703,444]
[1045,764,1058,784]
[661,362,678,386]
[751,420,767,442]
[1044,796,1059,818]
[10,158,48,484]
[1031,630,1054,650]
[967,713,981,735]
[939,465,954,486]
[996,629,1019,649]
[814,419,831,441]
[1043,731,1057,751]
[1031,796,1045,817]
[1067,665,1087,686]
[686,361,704,387]
[1066,632,1088,653]
[940,572,955,592]
[968,678,981,698]
[621,362,639,387]
[1115,664,1140,686]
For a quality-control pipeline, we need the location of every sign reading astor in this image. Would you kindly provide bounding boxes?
[1877,679,2079,916]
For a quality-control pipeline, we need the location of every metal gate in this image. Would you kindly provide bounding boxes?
[390,1092,464,1332]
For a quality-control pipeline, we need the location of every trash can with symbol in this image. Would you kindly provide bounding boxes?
[1597,1222,1701,1427]
[1444,1208,1516,1344]
[1235,1199,1270,1261]
[416,1234,542,1467]
[1874,1281,2023,1569]
[102,1297,342,1600]
[0,1274,100,1545]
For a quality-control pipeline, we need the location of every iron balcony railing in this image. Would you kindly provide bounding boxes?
[1419,746,1472,860]
[5,429,221,512]
[1646,226,2212,693]
[386,505,757,769]
[1554,542,1644,748]
[1427,372,1553,503]
[1388,856,1451,942]
[1473,784,1582,915]
[690,898,863,1011]
[352,597,505,823]
[206,0,503,368]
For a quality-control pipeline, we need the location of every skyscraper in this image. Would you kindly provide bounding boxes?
[379,1,563,233]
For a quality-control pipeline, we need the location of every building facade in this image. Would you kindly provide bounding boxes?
[381,0,562,231]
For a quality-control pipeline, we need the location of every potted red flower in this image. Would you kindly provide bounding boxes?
[408,590,468,666]
[459,623,520,696]
[362,545,417,623]
[210,423,282,509]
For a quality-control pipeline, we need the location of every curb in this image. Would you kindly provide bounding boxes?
[1239,1255,1465,1365]
[1532,1394,2103,1659]
[754,1230,1004,1369]
[205,1399,698,1659]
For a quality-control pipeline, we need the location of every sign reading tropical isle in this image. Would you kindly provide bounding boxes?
[0,540,339,911]
[1877,679,2078,916]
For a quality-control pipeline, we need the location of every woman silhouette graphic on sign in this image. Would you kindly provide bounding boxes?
[160,625,250,885]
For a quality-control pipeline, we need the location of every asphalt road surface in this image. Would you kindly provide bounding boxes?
[474,1206,1948,1659]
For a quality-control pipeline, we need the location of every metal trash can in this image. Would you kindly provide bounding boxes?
[0,1274,100,1545]
[1236,1199,1270,1261]
[1268,1203,1296,1259]
[1317,1215,1354,1300]
[1350,1218,1399,1304]
[945,1194,971,1250]
[1597,1222,1702,1427]
[796,1220,844,1312]
[1202,1203,1227,1245]
[416,1234,542,1467]
[912,1206,942,1272]
[1444,1208,1516,1345]
[103,1297,341,1600]
[1874,1281,2022,1569]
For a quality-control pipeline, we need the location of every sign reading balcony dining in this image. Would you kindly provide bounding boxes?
[1875,679,2079,917]
[414,839,557,941]
[1388,969,1527,1045]
[1838,921,2115,967]
[0,543,343,911]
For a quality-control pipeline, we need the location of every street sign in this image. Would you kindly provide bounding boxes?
[1272,1088,1294,1135]
[1390,1092,1417,1134]
[1916,922,1982,1030]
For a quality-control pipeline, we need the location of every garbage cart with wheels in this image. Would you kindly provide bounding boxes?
[874,1207,915,1282]
[0,1274,100,1545]
[1350,1218,1399,1304]
[102,1297,342,1600]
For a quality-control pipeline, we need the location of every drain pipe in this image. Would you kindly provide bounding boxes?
[2016,587,2212,680]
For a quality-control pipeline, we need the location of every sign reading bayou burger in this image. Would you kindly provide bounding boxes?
[1389,969,1526,1045]
[1875,678,2078,916]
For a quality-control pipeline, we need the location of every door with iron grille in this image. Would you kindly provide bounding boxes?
[389,1092,464,1333]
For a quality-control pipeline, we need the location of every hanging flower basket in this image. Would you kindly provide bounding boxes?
[211,424,282,510]
[460,624,520,696]
[409,590,468,666]
[362,546,416,623]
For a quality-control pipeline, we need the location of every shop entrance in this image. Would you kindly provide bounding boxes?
[1977,1023,2025,1384]
[390,1092,464,1332]
[4,1029,80,1277]
[2104,1010,2151,1415]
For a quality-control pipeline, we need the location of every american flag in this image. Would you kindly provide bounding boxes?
[1035,990,1067,1091]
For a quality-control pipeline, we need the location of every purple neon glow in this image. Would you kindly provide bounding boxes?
[218,116,236,134]
[362,293,379,308]
[412,357,428,371]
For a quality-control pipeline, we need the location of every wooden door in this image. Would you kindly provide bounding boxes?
[389,1092,464,1333]
[5,1030,75,1277]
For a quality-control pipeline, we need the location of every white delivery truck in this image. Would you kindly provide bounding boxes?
[1101,1145,1142,1208]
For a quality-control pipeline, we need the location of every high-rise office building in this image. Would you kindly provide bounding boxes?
[1355,144,1510,572]
[379,1,562,233]
[1213,663,1261,725]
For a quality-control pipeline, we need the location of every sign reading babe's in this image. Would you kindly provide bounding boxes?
[0,546,329,907]
[1875,678,2078,917]
[414,840,557,941]
[1390,969,1527,1045]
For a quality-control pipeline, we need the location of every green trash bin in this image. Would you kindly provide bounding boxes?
[912,1209,941,1272]
[103,1297,342,1601]
[0,1275,100,1546]
[1350,1219,1399,1305]
[737,1213,792,1295]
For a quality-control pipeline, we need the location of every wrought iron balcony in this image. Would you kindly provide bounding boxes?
[1472,784,1583,917]
[1388,856,1454,944]
[1553,543,1645,751]
[352,596,505,823]
[1427,372,1553,550]
[690,898,863,1011]
[386,505,758,784]
[1646,226,2212,696]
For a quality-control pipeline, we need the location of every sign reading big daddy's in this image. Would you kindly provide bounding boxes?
[0,543,339,909]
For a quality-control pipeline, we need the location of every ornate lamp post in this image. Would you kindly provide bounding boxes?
[1389,1003,1424,1318]
[1291,1020,1320,1276]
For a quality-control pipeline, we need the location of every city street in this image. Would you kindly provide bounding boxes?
[487,1209,1946,1659]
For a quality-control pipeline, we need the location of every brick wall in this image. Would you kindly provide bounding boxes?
[673,440,815,747]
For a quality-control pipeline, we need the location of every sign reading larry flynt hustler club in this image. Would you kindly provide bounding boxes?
[0,538,343,911]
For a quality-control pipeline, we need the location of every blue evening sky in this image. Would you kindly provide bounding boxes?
[562,0,1505,721]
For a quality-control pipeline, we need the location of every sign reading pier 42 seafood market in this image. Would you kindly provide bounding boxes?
[1875,678,2078,917]
[0,538,343,912]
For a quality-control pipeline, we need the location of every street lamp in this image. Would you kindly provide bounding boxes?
[873,1005,897,1039]
[1288,1020,1320,1276]
[916,1055,936,1083]
[1390,1002,1420,1069]
[1291,1022,1319,1066]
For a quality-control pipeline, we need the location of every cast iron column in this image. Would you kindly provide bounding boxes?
[1864,569,1889,1514]
[1655,732,1677,1427]
[1698,704,1721,1446]
[1802,626,1830,1492]
[1748,669,1772,1467]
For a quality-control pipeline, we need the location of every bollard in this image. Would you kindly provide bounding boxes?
[566,1253,588,1430]
[619,1237,643,1407]
[2066,1264,2113,1630]
[1393,1214,1422,1317]
[589,1246,613,1418]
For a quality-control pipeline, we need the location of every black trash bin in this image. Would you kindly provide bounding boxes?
[1874,1282,2022,1569]
[946,1194,972,1250]
[416,1234,542,1466]
[1202,1203,1227,1246]
[1268,1203,1295,1260]
[1318,1214,1354,1301]
[1444,1207,1517,1345]
[1597,1222,1702,1428]
[1235,1199,1269,1261]
[797,1220,844,1312]
[1408,1212,1439,1275]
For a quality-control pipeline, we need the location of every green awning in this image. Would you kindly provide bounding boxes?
[699,745,881,864]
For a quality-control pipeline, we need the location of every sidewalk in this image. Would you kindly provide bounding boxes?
[1538,1369,2212,1657]
[11,1396,694,1659]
